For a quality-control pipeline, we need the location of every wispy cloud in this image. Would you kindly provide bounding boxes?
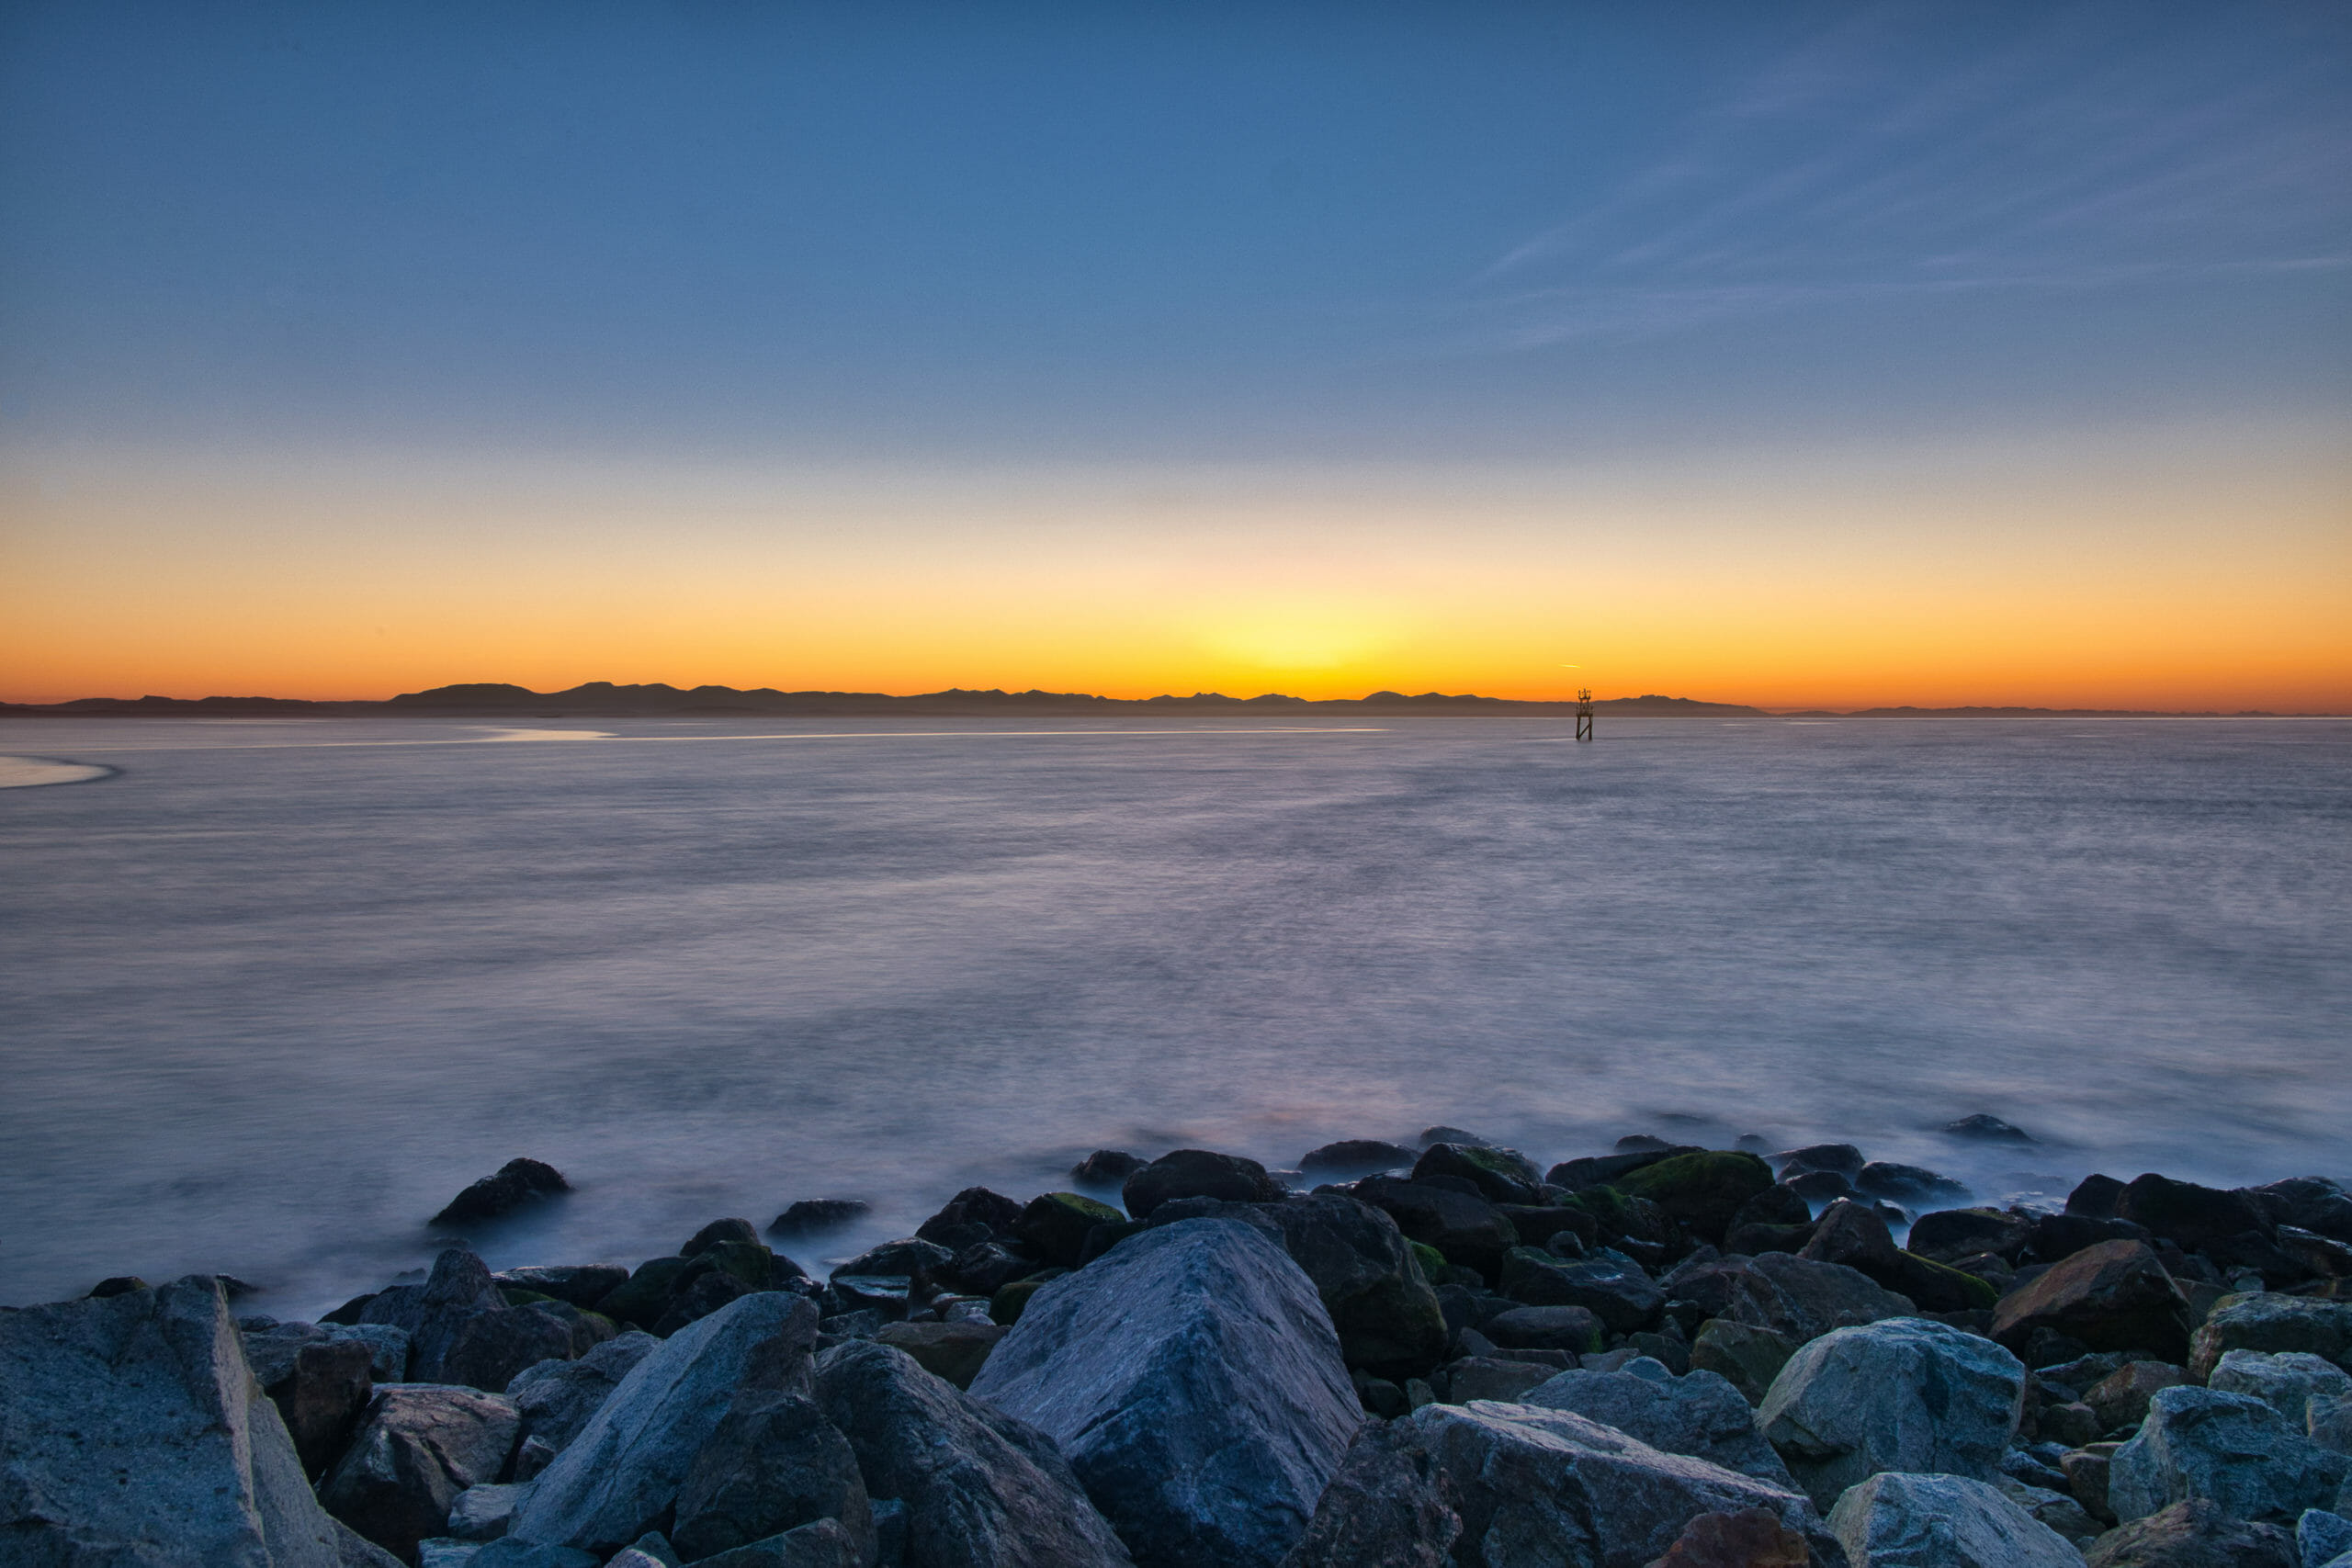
[1460,2,2350,347]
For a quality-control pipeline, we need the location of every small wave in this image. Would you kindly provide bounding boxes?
[0,755,119,789]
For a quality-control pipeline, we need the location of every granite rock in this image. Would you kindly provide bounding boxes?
[1826,1472,2082,1568]
[2109,1384,2349,1523]
[1524,1357,1794,1485]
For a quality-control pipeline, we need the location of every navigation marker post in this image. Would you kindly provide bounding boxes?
[1575,688,1594,742]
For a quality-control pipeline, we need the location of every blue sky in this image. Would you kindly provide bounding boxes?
[6,0,2344,463]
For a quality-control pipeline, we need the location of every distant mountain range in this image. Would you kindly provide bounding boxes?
[0,682,2308,717]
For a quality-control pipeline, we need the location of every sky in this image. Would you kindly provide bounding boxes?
[2,0,2346,709]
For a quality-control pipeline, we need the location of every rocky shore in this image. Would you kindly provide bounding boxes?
[6,1127,2350,1567]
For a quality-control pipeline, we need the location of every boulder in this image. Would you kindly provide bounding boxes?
[1483,1304,1605,1355]
[1250,1191,1449,1380]
[1409,1143,1543,1205]
[2117,1175,2275,1255]
[916,1188,1025,1252]
[1854,1163,1967,1203]
[447,1483,522,1541]
[1757,1316,2026,1509]
[507,1292,820,1554]
[1547,1146,1702,1191]
[433,1159,570,1227]
[1726,1184,1814,1232]
[2208,1349,2352,1428]
[1071,1149,1148,1186]
[1667,1251,1915,1345]
[1438,1357,1556,1404]
[1122,1149,1286,1218]
[942,1241,1039,1297]
[1353,1177,1521,1280]
[2086,1360,2191,1433]
[1800,1201,1996,1311]
[1997,1475,2103,1544]
[2027,1213,2153,1265]
[1690,1321,1799,1406]
[1611,1152,1776,1245]
[671,1390,871,1563]
[1774,1145,1865,1179]
[1499,1248,1664,1332]
[815,1338,1133,1567]
[1016,1192,1127,1268]
[1643,1507,1810,1567]
[968,1216,1360,1568]
[493,1266,630,1309]
[1282,1402,1838,1568]
[1299,1140,1419,1176]
[1826,1472,2083,1567]
[2301,1510,2352,1566]
[363,1250,574,1392]
[2252,1177,2352,1244]
[275,1337,379,1477]
[1419,1125,1492,1148]
[1944,1114,2035,1143]
[768,1200,870,1238]
[2189,1292,2352,1381]
[1992,1241,2194,1362]
[833,1238,956,1289]
[2109,1385,2349,1523]
[1524,1358,1793,1485]
[0,1274,354,1567]
[319,1385,521,1561]
[690,1517,864,1567]
[1906,1207,2037,1265]
[506,1329,659,1451]
[870,1320,1007,1389]
[2081,1498,2298,1567]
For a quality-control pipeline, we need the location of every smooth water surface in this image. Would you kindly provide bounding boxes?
[2,715,2346,1312]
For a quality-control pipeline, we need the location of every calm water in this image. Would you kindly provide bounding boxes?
[2,715,2346,1314]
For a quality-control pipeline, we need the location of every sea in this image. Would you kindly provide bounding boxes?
[2,714,2346,1314]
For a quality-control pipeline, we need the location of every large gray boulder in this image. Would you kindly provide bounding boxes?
[506,1330,659,1452]
[1521,1357,1793,1485]
[2209,1349,2352,1429]
[318,1383,519,1560]
[813,1338,1132,1568]
[1826,1472,2083,1568]
[2189,1292,2352,1381]
[1282,1401,1839,1568]
[1756,1316,2025,1508]
[672,1390,871,1563]
[2109,1385,2350,1523]
[507,1292,819,1554]
[0,1275,350,1566]
[968,1217,1361,1568]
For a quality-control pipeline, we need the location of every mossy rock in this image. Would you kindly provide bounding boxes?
[989,1268,1069,1325]
[1896,1250,2000,1312]
[592,1256,690,1328]
[1412,1143,1542,1204]
[1408,1241,1448,1281]
[1566,1185,1677,1247]
[1016,1191,1126,1269]
[689,1239,777,1290]
[1611,1151,1775,1244]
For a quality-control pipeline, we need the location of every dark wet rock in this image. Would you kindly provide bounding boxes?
[447,1481,523,1541]
[670,1389,871,1563]
[509,1292,820,1554]
[493,1266,630,1310]
[1409,1143,1543,1205]
[1354,1176,1520,1280]
[2068,1174,2129,1219]
[969,1216,1360,1568]
[1122,1148,1287,1218]
[2278,1224,2352,1280]
[1783,1170,1858,1206]
[2086,1361,2192,1432]
[2109,1385,2349,1522]
[363,1250,576,1392]
[1546,1146,1703,1191]
[1438,1355,1557,1404]
[2081,1498,2297,1568]
[1015,1191,1126,1268]
[1567,1184,1683,1254]
[1645,1506,1812,1567]
[1497,1201,1599,1250]
[1071,1148,1149,1186]
[1800,1201,1996,1313]
[767,1200,871,1238]
[1500,1248,1665,1333]
[1826,1472,2079,1567]
[1724,1221,1818,1258]
[1945,1113,2036,1143]
[522,1298,619,1359]
[320,1384,520,1561]
[1417,1125,1490,1148]
[835,1237,956,1288]
[682,1218,763,1256]
[507,1329,660,1452]
[1992,1241,2195,1362]
[1484,1303,1606,1354]
[2116,1175,2276,1253]
[1618,1134,1679,1152]
[870,1319,1008,1389]
[2065,1446,2119,1523]
[942,1240,1038,1297]
[1524,1359,1793,1485]
[652,1270,761,1337]
[1611,1152,1776,1246]
[1775,1144,1866,1179]
[2208,1348,2352,1426]
[1243,1191,1450,1380]
[2189,1292,2352,1380]
[434,1159,571,1228]
[1853,1162,1968,1203]
[2026,1212,2153,1264]
[1282,1401,1838,1568]
[0,1274,358,1567]
[1300,1139,1419,1176]
[85,1275,149,1298]
[1667,1250,1916,1346]
[818,1338,1135,1567]
[915,1186,1024,1252]
[1728,1185,1814,1232]
[1690,1321,1799,1406]
[1909,1207,2038,1264]
[1757,1315,2027,1509]
[272,1337,377,1477]
[2251,1176,2352,1245]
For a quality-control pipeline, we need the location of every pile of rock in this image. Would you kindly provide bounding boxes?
[5,1134,2348,1568]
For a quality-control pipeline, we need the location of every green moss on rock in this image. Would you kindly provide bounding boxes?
[1611,1151,1775,1244]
